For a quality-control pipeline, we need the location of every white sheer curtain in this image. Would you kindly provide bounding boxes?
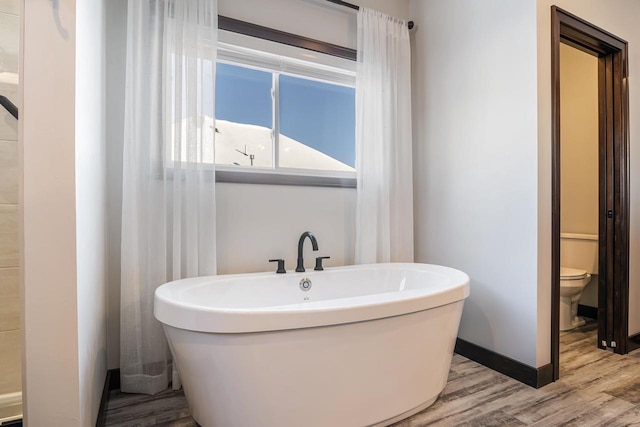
[120,0,217,395]
[355,8,413,264]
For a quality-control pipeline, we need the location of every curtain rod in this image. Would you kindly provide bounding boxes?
[325,0,415,29]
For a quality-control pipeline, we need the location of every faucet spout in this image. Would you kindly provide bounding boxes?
[296,231,318,272]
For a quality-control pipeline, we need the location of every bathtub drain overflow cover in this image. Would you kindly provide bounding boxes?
[300,278,312,291]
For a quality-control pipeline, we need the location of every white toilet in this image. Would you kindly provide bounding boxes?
[560,233,598,331]
[560,267,591,331]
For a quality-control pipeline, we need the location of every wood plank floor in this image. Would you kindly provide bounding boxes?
[105,321,640,426]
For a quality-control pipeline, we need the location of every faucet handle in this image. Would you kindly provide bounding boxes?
[314,256,330,271]
[269,259,286,274]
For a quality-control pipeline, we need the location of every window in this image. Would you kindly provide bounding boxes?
[278,75,355,171]
[215,63,274,168]
[214,42,356,183]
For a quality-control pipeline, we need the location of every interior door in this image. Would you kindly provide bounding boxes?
[552,6,631,380]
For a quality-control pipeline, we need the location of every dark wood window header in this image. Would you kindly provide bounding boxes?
[218,15,357,61]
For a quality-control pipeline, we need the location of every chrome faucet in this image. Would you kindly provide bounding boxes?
[296,231,318,272]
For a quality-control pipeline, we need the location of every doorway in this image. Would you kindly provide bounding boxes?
[551,6,630,380]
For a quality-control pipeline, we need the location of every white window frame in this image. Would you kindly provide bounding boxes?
[214,30,357,188]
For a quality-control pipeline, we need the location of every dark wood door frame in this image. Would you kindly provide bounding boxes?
[551,6,630,381]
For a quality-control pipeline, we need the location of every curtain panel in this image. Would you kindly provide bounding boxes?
[120,0,218,395]
[355,8,414,264]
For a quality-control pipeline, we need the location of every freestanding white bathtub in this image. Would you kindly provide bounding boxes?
[154,263,470,427]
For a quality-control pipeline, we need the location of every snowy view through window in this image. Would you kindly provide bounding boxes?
[213,62,355,172]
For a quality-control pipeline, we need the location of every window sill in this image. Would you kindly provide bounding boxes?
[215,168,356,188]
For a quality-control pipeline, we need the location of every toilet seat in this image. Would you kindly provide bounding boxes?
[560,267,588,280]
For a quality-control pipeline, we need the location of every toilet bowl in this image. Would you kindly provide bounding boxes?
[560,267,591,331]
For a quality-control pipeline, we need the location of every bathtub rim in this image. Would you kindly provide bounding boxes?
[155,262,470,334]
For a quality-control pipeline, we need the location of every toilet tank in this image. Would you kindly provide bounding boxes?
[560,233,598,274]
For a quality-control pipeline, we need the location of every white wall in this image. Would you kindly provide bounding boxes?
[22,0,107,425]
[216,183,355,274]
[105,0,410,370]
[410,0,542,367]
[536,0,640,336]
[21,0,81,424]
[75,0,107,425]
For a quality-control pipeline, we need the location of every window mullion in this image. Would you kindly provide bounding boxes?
[272,73,280,170]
